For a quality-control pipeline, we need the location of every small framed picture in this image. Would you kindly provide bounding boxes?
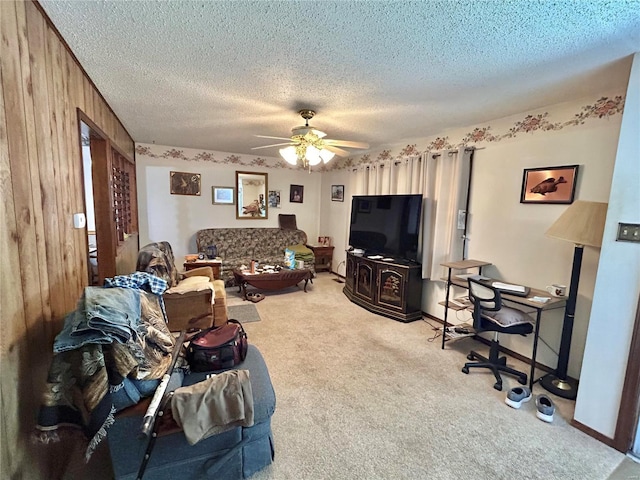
[520,165,579,204]
[268,190,281,208]
[290,185,304,203]
[331,185,344,202]
[170,171,201,196]
[212,186,235,205]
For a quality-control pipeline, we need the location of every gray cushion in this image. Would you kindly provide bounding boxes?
[483,306,532,326]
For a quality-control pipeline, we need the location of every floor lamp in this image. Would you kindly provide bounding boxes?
[540,200,608,400]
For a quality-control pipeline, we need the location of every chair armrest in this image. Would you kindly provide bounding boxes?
[183,266,214,282]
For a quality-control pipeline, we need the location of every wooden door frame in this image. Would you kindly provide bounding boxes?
[613,295,640,452]
[77,109,116,284]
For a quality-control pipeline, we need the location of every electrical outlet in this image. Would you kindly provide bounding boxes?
[617,223,640,243]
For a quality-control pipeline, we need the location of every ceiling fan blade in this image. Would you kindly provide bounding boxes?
[324,145,350,157]
[324,139,370,149]
[251,142,294,150]
[254,135,292,141]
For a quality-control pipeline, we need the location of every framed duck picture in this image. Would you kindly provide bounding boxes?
[520,165,579,204]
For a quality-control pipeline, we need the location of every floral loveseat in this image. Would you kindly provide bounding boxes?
[196,228,315,285]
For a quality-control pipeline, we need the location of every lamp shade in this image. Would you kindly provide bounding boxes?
[306,145,322,166]
[279,146,298,165]
[545,200,608,247]
[320,149,335,163]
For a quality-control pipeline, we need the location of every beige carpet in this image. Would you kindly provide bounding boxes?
[232,275,630,480]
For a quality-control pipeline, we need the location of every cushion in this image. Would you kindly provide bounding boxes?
[167,276,214,295]
[482,306,532,327]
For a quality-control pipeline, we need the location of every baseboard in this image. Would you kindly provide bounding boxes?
[571,419,619,451]
[329,271,345,283]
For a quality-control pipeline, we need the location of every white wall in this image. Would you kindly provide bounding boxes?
[135,144,322,261]
[319,170,351,275]
[575,53,640,438]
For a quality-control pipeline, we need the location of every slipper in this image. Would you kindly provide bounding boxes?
[246,292,255,299]
[250,293,265,303]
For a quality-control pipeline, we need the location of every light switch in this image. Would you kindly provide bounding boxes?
[457,210,467,230]
[73,213,86,229]
[617,223,640,243]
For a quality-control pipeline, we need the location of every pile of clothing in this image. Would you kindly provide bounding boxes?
[35,273,175,460]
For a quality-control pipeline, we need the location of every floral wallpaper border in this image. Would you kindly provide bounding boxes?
[135,95,624,172]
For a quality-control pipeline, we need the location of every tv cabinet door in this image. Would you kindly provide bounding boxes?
[376,267,406,311]
[354,258,375,302]
[345,254,356,291]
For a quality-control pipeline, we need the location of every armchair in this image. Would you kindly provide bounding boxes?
[461,278,533,391]
[137,241,228,331]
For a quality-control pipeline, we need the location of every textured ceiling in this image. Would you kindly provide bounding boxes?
[40,0,640,156]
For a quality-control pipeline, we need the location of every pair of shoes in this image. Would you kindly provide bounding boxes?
[535,394,555,423]
[250,293,265,303]
[504,388,555,423]
[505,386,531,409]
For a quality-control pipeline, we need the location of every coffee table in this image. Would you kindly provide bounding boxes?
[233,268,313,300]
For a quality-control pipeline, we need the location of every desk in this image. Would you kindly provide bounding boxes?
[441,260,566,390]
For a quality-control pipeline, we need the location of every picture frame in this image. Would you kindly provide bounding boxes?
[520,165,579,204]
[290,184,304,203]
[170,171,201,196]
[317,236,331,246]
[212,186,235,205]
[268,190,281,208]
[331,185,344,202]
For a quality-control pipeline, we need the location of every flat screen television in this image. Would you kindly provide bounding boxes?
[348,194,422,262]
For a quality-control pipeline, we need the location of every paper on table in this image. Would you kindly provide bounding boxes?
[492,282,526,293]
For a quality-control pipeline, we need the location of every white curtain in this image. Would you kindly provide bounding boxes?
[347,147,472,279]
[424,147,472,280]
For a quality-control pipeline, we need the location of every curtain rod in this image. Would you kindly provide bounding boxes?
[352,146,485,170]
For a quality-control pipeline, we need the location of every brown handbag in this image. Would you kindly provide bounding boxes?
[186,319,248,372]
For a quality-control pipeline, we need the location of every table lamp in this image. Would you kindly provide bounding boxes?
[541,200,608,400]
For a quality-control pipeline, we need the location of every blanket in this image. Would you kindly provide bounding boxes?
[35,289,174,461]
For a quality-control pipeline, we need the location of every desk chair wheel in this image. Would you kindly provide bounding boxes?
[494,382,503,391]
[466,354,475,361]
[462,366,469,374]
[518,377,527,385]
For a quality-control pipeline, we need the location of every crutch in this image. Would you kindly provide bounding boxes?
[136,330,186,479]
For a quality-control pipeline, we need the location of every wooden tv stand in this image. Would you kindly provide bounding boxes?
[343,252,422,323]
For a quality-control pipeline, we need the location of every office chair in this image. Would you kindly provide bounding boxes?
[462,278,533,391]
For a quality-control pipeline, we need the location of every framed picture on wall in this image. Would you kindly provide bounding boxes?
[520,165,579,204]
[212,186,235,205]
[290,185,304,203]
[331,185,344,202]
[268,190,281,208]
[170,171,201,196]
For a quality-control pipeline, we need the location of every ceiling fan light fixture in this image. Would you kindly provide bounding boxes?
[306,145,322,166]
[280,146,298,165]
[320,149,335,163]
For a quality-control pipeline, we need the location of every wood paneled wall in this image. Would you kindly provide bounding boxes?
[1,1,135,477]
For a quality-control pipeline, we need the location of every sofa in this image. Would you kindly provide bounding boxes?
[137,241,228,329]
[108,344,276,479]
[196,228,315,286]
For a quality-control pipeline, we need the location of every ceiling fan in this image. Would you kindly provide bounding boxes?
[251,109,369,168]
